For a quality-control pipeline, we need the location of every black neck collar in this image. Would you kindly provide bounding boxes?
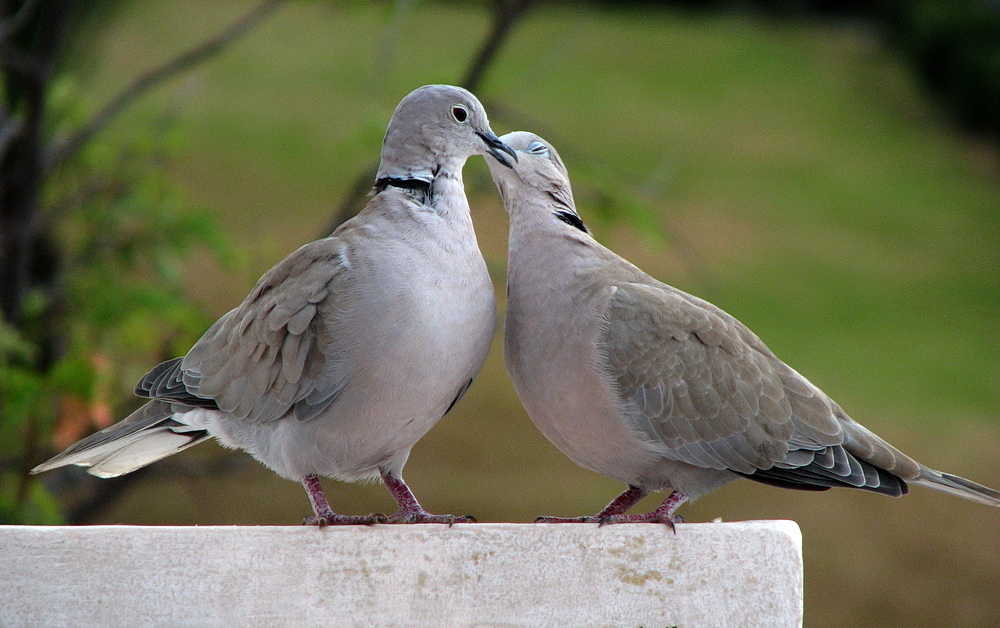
[375,177,432,194]
[554,210,588,233]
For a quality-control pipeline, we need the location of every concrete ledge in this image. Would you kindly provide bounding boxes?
[1,520,802,627]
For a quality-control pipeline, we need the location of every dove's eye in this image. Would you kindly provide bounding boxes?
[527,141,550,158]
[451,105,469,123]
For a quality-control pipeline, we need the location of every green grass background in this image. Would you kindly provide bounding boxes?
[73,1,1000,625]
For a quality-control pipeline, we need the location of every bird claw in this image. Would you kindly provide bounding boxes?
[534,515,601,523]
[386,511,477,525]
[597,512,684,531]
[303,511,388,527]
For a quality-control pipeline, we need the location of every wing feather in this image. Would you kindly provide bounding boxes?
[600,280,919,494]
[136,238,352,423]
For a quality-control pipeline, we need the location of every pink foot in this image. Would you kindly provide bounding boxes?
[303,511,388,528]
[381,469,476,525]
[534,485,649,525]
[597,491,688,532]
[301,474,386,527]
[385,510,477,525]
[534,515,602,523]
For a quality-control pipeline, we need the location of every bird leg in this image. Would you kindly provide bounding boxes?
[381,468,476,524]
[535,485,649,523]
[301,474,387,527]
[597,490,688,531]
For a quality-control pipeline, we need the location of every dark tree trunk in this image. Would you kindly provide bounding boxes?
[0,0,71,331]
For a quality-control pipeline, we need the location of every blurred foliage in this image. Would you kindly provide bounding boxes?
[886,0,1000,141]
[592,0,1000,146]
[0,76,234,524]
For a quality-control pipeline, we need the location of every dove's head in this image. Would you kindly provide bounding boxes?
[487,131,579,220]
[376,85,515,185]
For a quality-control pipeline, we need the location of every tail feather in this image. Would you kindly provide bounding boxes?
[913,466,1000,507]
[31,400,209,478]
[82,428,210,478]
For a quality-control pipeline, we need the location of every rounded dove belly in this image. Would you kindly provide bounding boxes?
[208,248,495,482]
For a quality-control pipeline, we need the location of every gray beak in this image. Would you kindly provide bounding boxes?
[477,131,517,168]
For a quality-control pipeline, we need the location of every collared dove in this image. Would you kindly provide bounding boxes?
[32,85,516,526]
[487,131,1000,526]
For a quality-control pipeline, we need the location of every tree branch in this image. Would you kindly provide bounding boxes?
[0,115,22,157]
[44,0,287,173]
[461,0,536,93]
[0,0,43,44]
[321,163,379,236]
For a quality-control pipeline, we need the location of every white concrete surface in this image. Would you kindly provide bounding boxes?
[0,520,801,627]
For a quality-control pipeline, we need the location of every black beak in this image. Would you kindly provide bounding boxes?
[477,131,517,168]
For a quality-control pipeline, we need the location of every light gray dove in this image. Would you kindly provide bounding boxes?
[487,131,1000,526]
[32,85,516,526]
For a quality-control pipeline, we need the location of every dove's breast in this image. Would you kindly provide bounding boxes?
[504,230,662,484]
